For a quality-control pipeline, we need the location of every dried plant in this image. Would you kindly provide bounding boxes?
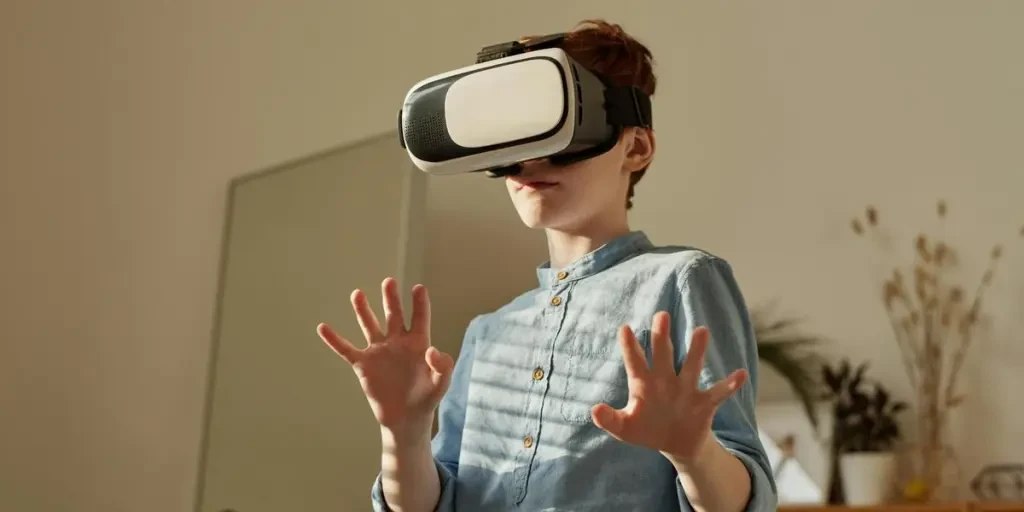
[850,200,1023,498]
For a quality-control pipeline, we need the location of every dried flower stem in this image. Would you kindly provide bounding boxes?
[851,200,1019,500]
[882,276,922,386]
[942,251,999,412]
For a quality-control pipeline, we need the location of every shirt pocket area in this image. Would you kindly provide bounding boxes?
[559,329,651,425]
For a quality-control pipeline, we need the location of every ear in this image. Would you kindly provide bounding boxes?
[622,127,655,174]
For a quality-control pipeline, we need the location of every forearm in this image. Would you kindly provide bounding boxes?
[668,435,752,512]
[379,425,440,512]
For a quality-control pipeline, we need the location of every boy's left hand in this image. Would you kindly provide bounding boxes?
[591,311,747,462]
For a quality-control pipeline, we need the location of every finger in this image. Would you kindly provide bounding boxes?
[650,311,675,375]
[317,323,361,365]
[679,326,710,389]
[617,325,649,378]
[351,289,385,343]
[424,347,455,400]
[705,369,748,406]
[591,403,630,441]
[381,277,406,335]
[409,284,431,335]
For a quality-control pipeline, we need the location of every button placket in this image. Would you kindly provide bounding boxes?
[514,279,571,504]
[549,279,571,309]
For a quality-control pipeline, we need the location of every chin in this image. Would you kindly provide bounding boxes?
[515,206,582,231]
[516,210,553,229]
[513,205,557,229]
[508,188,578,230]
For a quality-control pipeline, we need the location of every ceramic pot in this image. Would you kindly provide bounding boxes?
[839,451,897,505]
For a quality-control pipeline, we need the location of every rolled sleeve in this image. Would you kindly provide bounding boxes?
[371,460,457,512]
[673,445,775,512]
[723,446,777,511]
[673,256,779,511]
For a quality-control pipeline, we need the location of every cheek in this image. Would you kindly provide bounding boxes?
[560,161,624,197]
[505,180,523,200]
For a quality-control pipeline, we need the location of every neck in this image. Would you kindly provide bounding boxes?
[544,217,631,269]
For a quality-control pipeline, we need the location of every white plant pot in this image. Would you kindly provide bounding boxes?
[839,451,897,506]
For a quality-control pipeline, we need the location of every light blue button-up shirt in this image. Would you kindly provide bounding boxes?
[372,231,777,511]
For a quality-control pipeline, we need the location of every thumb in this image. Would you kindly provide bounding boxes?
[591,403,628,441]
[706,369,747,407]
[424,346,455,395]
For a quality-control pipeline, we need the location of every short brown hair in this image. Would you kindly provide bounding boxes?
[556,20,657,209]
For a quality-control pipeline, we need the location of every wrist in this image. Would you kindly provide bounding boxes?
[664,431,719,472]
[380,419,434,447]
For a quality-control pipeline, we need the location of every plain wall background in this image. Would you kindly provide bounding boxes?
[2,1,1021,510]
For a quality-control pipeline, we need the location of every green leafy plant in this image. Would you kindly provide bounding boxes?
[822,359,908,453]
[752,304,827,429]
[820,359,909,504]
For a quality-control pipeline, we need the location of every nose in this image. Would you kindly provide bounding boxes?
[493,158,550,179]
[519,158,549,172]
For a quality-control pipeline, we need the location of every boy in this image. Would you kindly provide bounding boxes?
[317,19,777,512]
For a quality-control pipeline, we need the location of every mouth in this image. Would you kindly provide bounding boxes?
[512,179,559,191]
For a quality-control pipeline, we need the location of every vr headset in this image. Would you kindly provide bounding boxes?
[397,33,653,177]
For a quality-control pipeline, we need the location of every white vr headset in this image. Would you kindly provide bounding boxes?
[397,33,653,177]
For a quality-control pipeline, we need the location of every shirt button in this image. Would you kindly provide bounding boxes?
[523,435,534,448]
[532,368,544,381]
[557,271,569,280]
[550,296,562,306]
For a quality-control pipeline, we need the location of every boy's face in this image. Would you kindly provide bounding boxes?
[504,127,655,232]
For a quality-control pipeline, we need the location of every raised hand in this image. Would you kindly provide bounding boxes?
[591,311,747,461]
[317,278,454,435]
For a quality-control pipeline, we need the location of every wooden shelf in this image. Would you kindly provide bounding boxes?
[779,502,1024,512]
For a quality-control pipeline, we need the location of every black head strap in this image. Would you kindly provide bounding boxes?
[604,85,652,129]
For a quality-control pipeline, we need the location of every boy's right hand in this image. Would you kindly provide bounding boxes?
[317,278,454,437]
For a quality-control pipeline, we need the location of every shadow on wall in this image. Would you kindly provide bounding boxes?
[424,175,549,356]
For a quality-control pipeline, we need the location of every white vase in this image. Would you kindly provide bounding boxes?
[839,451,897,505]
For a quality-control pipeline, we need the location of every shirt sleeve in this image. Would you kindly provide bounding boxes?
[370,318,481,512]
[672,256,779,512]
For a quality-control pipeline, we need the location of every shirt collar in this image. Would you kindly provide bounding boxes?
[535,231,653,288]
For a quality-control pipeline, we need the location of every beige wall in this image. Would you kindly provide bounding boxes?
[2,1,1021,510]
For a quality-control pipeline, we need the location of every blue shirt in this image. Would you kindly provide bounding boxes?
[371,231,778,511]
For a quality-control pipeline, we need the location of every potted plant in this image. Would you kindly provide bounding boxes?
[822,359,908,506]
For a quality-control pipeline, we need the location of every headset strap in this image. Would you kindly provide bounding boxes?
[604,85,653,129]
